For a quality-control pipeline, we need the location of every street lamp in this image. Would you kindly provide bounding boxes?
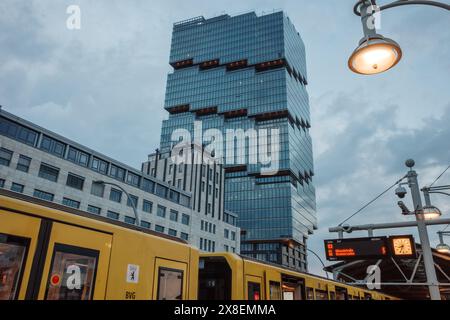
[348,35,402,75]
[93,180,141,227]
[402,159,442,300]
[436,243,450,254]
[422,205,442,220]
[349,0,450,75]
[436,231,450,254]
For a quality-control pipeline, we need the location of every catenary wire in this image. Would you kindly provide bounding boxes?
[338,175,407,226]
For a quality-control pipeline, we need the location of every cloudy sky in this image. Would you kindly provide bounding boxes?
[1,0,449,276]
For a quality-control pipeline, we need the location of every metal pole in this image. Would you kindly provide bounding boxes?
[423,187,432,206]
[406,161,441,300]
[359,1,378,38]
[438,232,444,244]
[329,218,450,233]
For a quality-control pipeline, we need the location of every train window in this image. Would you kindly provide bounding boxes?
[157,268,183,300]
[330,291,336,300]
[315,289,329,300]
[306,287,314,300]
[45,244,98,300]
[269,281,282,300]
[335,287,348,300]
[0,234,29,300]
[248,282,261,300]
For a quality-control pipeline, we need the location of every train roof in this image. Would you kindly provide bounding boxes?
[0,188,188,244]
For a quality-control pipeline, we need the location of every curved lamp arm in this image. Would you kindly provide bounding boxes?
[306,249,330,279]
[354,0,450,16]
[94,180,141,226]
[438,231,450,243]
[428,191,450,197]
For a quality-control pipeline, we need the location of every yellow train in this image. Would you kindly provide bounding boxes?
[198,253,394,300]
[0,190,397,300]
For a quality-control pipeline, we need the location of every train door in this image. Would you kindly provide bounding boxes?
[198,256,232,300]
[0,209,41,300]
[245,275,263,300]
[0,209,112,300]
[281,275,305,300]
[264,270,281,300]
[35,222,112,300]
[153,258,188,300]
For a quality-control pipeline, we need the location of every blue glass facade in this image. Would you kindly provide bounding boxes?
[160,12,316,271]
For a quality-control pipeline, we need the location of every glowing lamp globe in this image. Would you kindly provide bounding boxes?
[348,35,402,75]
[436,243,450,254]
[421,205,442,220]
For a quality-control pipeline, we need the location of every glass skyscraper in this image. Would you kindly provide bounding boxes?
[159,11,316,271]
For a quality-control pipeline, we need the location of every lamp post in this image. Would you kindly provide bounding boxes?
[403,159,441,300]
[94,180,141,227]
[349,0,450,75]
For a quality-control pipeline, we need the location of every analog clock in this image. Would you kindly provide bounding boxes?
[392,237,413,256]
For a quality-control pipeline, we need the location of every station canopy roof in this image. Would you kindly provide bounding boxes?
[324,244,450,300]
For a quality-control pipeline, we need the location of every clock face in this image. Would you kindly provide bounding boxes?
[392,238,413,255]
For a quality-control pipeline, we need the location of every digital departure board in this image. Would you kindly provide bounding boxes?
[324,237,389,261]
[324,235,417,261]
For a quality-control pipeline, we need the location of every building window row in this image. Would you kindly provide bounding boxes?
[223,211,237,226]
[0,129,221,245]
[199,238,215,252]
[0,116,39,146]
[67,146,89,167]
[0,173,193,243]
[40,135,66,158]
[201,220,216,234]
[155,205,190,226]
[0,132,191,208]
[224,228,236,241]
[223,245,236,253]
